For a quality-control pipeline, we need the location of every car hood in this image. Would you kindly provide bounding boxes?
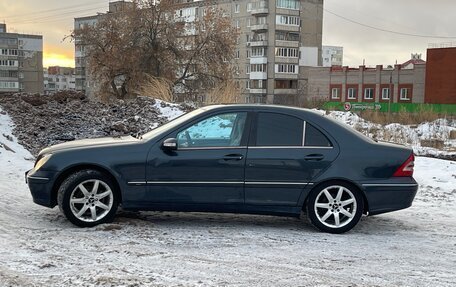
[39,136,139,155]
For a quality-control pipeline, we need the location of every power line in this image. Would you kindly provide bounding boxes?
[10,6,107,25]
[3,1,105,20]
[324,8,456,39]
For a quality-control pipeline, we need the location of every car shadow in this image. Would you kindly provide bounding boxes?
[111,210,421,235]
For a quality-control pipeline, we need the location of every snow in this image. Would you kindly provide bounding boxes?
[153,99,186,120]
[1,107,456,286]
[325,110,456,158]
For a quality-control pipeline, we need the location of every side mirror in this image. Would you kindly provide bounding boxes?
[162,138,178,150]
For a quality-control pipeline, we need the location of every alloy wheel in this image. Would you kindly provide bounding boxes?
[69,179,114,222]
[314,185,357,228]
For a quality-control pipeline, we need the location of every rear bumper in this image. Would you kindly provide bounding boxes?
[362,181,418,215]
[26,169,57,208]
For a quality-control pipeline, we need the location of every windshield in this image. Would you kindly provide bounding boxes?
[140,108,206,141]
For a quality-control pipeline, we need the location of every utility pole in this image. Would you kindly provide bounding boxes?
[388,72,393,121]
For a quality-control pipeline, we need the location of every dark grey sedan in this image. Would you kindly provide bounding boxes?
[26,104,417,233]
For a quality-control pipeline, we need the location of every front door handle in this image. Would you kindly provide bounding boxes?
[304,154,324,161]
[223,154,244,161]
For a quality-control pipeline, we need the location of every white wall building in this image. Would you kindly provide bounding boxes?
[322,45,343,67]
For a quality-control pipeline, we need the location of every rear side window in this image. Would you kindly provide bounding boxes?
[305,123,332,147]
[255,113,303,146]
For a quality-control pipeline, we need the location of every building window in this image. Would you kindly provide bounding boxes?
[246,64,251,74]
[275,31,299,41]
[246,50,251,58]
[275,48,298,57]
[275,80,297,89]
[234,4,240,13]
[364,88,374,100]
[235,50,240,59]
[250,64,267,72]
[246,80,251,89]
[235,20,240,28]
[400,88,410,100]
[382,88,390,100]
[251,80,266,89]
[276,0,300,10]
[331,88,340,99]
[251,47,265,57]
[276,15,300,26]
[259,17,267,25]
[347,88,357,100]
[247,18,252,27]
[275,64,298,74]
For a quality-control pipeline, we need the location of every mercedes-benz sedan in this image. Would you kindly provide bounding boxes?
[26,105,417,233]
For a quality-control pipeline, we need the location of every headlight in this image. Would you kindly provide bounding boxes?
[34,154,52,170]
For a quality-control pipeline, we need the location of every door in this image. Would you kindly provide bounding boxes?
[145,111,250,205]
[245,112,338,206]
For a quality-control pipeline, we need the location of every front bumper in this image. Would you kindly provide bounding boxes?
[26,169,57,208]
[362,180,418,215]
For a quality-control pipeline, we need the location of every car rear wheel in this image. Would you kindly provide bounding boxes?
[57,170,119,227]
[306,182,364,234]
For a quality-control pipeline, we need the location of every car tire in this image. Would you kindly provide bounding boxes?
[57,169,119,227]
[306,181,364,234]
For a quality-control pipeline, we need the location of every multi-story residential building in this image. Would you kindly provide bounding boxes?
[0,23,44,94]
[44,66,76,94]
[322,45,343,67]
[74,1,134,97]
[74,0,323,104]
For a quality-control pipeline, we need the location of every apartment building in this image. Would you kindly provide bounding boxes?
[0,23,44,94]
[44,66,76,94]
[74,0,323,104]
[322,45,343,67]
[210,0,324,104]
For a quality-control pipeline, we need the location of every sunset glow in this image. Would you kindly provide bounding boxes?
[43,53,75,68]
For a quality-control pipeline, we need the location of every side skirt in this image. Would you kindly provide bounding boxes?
[122,203,302,218]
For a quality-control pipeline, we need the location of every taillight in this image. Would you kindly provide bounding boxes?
[393,153,415,177]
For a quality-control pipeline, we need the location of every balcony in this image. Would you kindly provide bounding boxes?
[274,73,298,80]
[250,1,268,15]
[248,40,268,47]
[250,57,268,64]
[274,88,297,95]
[249,72,267,80]
[274,57,299,64]
[275,24,300,32]
[251,23,268,32]
[249,88,267,94]
[275,40,299,48]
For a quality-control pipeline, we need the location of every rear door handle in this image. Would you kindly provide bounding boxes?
[223,154,244,161]
[304,154,324,161]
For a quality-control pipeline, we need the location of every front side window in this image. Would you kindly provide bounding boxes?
[177,113,247,148]
[255,113,303,146]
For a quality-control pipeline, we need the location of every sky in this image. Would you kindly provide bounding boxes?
[1,0,456,68]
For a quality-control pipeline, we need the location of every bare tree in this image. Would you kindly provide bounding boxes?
[71,0,238,102]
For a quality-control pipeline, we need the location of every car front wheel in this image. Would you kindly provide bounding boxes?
[57,169,119,227]
[306,182,364,234]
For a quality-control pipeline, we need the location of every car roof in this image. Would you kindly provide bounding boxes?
[202,104,323,116]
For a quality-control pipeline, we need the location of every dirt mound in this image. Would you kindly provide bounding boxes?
[0,93,187,156]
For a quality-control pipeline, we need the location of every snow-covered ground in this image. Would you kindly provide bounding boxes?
[326,110,456,159]
[1,108,456,286]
